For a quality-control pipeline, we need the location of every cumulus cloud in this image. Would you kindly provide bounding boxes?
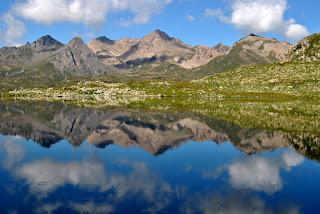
[12,0,172,27]
[285,22,309,41]
[13,0,109,26]
[0,13,26,46]
[205,0,309,40]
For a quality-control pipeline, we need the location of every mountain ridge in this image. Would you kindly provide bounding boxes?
[1,30,315,88]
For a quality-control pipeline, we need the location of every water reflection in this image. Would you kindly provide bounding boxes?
[0,101,296,154]
[0,101,319,213]
[203,151,304,194]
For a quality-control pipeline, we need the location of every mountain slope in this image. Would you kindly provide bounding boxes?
[287,33,320,61]
[51,37,115,75]
[0,35,64,65]
[180,44,230,69]
[120,30,195,65]
[30,35,64,52]
[88,36,139,67]
[198,34,291,75]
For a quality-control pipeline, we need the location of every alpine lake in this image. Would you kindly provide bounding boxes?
[0,97,319,214]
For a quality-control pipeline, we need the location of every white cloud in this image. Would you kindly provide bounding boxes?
[112,0,173,26]
[0,0,173,45]
[205,8,229,23]
[186,14,195,22]
[285,22,309,41]
[13,0,110,26]
[13,0,172,27]
[205,0,309,40]
[0,13,26,46]
[230,0,287,34]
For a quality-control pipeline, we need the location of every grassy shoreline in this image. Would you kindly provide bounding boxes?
[1,61,319,136]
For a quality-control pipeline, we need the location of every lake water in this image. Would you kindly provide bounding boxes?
[0,101,319,214]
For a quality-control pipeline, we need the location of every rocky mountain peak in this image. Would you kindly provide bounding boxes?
[238,34,265,43]
[214,43,230,53]
[145,29,172,41]
[249,33,259,37]
[68,37,86,46]
[31,35,64,52]
[51,37,115,75]
[96,36,115,44]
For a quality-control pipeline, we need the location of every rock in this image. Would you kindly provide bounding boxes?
[287,33,320,62]
[52,37,116,75]
[180,44,230,69]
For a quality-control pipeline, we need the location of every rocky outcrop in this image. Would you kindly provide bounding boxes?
[180,44,230,69]
[233,34,291,62]
[200,34,292,73]
[88,36,139,67]
[52,37,115,75]
[120,30,195,66]
[233,132,288,155]
[0,35,64,65]
[30,35,64,52]
[89,30,196,67]
[88,31,290,71]
[287,33,320,62]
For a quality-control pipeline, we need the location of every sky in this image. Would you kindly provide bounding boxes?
[0,0,319,47]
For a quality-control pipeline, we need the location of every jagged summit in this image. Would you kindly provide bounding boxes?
[144,29,173,41]
[68,37,85,44]
[238,34,265,43]
[214,43,230,52]
[51,36,114,75]
[31,35,64,52]
[249,33,259,37]
[96,36,115,44]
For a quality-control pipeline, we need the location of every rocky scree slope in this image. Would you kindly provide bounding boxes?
[287,33,320,62]
[197,34,292,74]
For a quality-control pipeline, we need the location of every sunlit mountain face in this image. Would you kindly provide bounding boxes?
[0,101,319,214]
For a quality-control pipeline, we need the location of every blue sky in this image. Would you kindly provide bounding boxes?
[0,0,319,47]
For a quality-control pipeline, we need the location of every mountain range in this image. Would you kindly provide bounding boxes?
[0,30,294,75]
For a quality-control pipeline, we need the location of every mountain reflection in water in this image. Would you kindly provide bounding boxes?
[0,101,319,214]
